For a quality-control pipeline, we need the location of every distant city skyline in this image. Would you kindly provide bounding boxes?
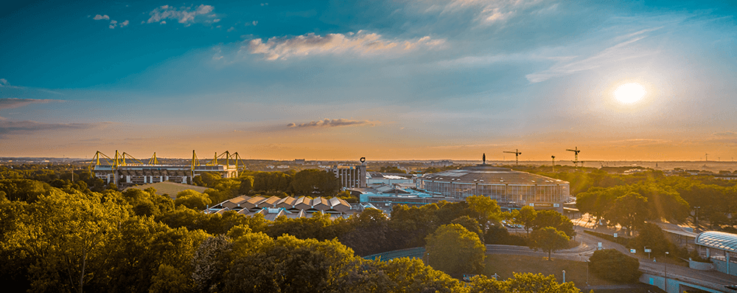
[2,0,737,160]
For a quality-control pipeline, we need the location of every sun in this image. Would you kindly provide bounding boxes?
[614,83,646,104]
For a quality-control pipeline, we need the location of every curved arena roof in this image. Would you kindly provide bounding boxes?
[696,231,737,252]
[422,165,567,185]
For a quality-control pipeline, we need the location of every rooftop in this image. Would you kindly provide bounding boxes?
[695,231,737,252]
[422,165,567,185]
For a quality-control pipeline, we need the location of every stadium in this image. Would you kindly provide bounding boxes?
[417,162,571,211]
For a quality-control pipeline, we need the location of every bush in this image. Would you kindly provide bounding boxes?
[485,225,528,246]
[589,249,641,283]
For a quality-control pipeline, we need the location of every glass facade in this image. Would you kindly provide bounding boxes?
[420,180,570,204]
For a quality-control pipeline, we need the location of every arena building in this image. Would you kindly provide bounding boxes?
[417,157,571,211]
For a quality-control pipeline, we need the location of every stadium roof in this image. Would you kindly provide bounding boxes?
[422,165,567,185]
[696,231,737,252]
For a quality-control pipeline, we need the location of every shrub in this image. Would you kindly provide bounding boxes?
[589,249,641,283]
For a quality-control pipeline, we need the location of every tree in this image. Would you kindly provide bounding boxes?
[379,257,464,293]
[222,235,358,293]
[0,189,128,293]
[290,169,341,196]
[630,223,670,256]
[191,235,232,292]
[451,216,484,243]
[425,224,486,277]
[589,249,641,282]
[470,273,582,293]
[575,186,619,227]
[515,206,537,236]
[466,195,501,231]
[608,192,649,236]
[174,189,212,210]
[529,227,570,260]
[340,208,391,256]
[532,210,575,237]
[149,264,194,293]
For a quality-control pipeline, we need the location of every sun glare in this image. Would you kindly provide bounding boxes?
[614,83,646,104]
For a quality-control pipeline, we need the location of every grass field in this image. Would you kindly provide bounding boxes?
[124,182,209,198]
[485,254,618,289]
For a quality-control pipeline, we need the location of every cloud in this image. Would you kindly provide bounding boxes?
[0,78,9,87]
[412,0,544,25]
[93,14,110,20]
[713,131,737,137]
[0,120,108,136]
[246,31,445,61]
[147,4,214,24]
[0,98,60,110]
[526,33,656,83]
[287,118,378,128]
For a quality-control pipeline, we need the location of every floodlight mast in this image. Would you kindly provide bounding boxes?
[503,149,522,165]
[551,155,555,172]
[566,147,581,168]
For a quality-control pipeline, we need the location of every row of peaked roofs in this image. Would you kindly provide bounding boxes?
[207,195,354,221]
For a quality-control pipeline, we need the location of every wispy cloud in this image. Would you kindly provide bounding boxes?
[526,31,658,83]
[147,4,214,24]
[0,98,60,110]
[413,0,545,25]
[246,31,445,61]
[92,14,127,29]
[0,120,109,137]
[287,118,378,128]
[0,78,19,88]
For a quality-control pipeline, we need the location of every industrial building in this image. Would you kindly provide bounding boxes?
[207,195,355,220]
[91,150,243,187]
[417,162,571,211]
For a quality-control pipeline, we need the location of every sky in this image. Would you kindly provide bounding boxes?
[1,0,737,161]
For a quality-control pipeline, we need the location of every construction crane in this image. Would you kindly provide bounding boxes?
[551,155,555,172]
[503,149,522,165]
[567,147,581,167]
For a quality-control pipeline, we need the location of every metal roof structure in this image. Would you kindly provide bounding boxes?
[422,165,567,185]
[696,231,737,252]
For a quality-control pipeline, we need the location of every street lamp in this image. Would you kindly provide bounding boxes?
[665,251,669,291]
[655,252,669,292]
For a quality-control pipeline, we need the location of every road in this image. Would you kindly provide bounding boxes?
[486,226,737,292]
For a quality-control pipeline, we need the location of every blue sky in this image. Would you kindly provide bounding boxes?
[1,0,737,160]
